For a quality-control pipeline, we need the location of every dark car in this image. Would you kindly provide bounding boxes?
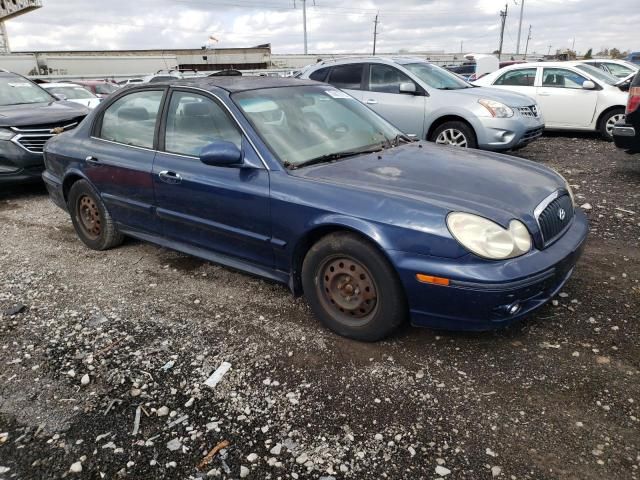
[613,71,640,153]
[0,71,89,184]
[43,77,588,341]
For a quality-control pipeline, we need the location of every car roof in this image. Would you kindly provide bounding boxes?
[141,75,320,93]
[41,82,82,88]
[308,56,428,70]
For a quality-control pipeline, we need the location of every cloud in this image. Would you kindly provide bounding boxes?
[3,0,639,56]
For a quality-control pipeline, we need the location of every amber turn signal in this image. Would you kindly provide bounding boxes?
[416,274,450,286]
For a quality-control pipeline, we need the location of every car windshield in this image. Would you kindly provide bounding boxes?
[95,83,119,94]
[575,64,620,85]
[403,62,472,90]
[0,77,54,106]
[233,85,403,168]
[47,86,96,99]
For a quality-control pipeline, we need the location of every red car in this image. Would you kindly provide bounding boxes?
[73,80,119,99]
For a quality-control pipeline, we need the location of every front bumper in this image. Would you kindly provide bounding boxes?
[475,114,544,151]
[612,122,639,152]
[390,209,588,331]
[0,139,45,184]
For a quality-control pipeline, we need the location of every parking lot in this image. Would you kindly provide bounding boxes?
[0,133,638,479]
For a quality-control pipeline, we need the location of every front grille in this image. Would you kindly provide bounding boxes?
[517,105,540,118]
[10,121,79,154]
[537,194,574,245]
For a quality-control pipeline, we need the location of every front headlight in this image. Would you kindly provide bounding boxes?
[478,99,514,118]
[447,212,532,260]
[0,127,15,140]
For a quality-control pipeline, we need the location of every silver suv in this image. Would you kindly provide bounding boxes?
[299,57,545,151]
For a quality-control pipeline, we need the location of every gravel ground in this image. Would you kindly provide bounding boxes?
[0,134,639,480]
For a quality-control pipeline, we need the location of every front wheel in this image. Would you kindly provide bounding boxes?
[301,233,407,341]
[599,108,625,141]
[431,121,477,148]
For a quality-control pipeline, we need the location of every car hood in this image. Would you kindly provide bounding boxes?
[444,85,536,106]
[290,142,565,229]
[0,101,89,127]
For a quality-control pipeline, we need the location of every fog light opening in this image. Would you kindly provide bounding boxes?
[506,302,522,316]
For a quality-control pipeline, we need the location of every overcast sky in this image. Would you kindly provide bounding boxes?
[5,0,640,56]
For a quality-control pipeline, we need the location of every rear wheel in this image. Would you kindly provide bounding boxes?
[301,232,407,341]
[599,108,625,141]
[431,121,478,148]
[68,179,124,251]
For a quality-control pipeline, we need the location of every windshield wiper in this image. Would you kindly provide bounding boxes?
[289,145,384,170]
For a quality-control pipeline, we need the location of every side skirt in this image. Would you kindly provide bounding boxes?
[117,225,291,288]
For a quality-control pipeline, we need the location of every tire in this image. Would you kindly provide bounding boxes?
[599,108,625,141]
[301,232,407,342]
[430,121,478,148]
[67,179,124,251]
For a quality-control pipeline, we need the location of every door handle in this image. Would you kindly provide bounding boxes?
[85,155,99,164]
[365,99,378,105]
[158,170,182,184]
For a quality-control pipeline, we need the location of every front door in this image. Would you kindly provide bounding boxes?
[84,88,166,234]
[362,63,426,136]
[152,89,272,268]
[537,68,598,128]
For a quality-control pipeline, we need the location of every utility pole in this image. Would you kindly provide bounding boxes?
[547,44,552,55]
[302,0,308,54]
[498,3,508,60]
[372,12,379,55]
[515,0,525,55]
[460,40,463,53]
[524,25,531,59]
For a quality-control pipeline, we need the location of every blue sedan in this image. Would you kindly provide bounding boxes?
[42,77,588,341]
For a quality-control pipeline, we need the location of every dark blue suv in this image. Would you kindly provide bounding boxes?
[43,77,588,341]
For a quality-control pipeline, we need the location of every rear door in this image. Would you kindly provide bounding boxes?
[360,63,426,136]
[537,67,598,127]
[152,88,272,267]
[86,88,166,234]
[325,63,365,102]
[491,67,538,99]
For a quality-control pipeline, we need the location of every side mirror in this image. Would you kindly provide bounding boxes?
[582,80,596,90]
[53,93,67,101]
[399,82,417,94]
[200,141,243,167]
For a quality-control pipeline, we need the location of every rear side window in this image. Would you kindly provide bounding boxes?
[328,64,364,90]
[369,64,414,93]
[309,67,330,82]
[495,68,537,86]
[99,90,164,148]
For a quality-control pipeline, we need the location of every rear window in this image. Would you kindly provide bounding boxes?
[328,64,364,90]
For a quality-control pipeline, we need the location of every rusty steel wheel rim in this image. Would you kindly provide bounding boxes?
[77,195,101,239]
[318,256,378,321]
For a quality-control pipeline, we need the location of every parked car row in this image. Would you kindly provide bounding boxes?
[41,76,588,341]
[300,57,544,151]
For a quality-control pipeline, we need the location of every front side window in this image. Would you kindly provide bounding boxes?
[164,91,241,157]
[541,68,588,89]
[0,76,53,106]
[328,64,364,90]
[233,85,400,168]
[403,62,471,90]
[495,68,537,86]
[99,90,164,148]
[369,64,415,93]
